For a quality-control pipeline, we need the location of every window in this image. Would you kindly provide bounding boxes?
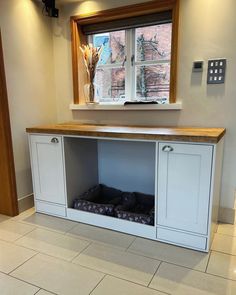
[90,23,172,103]
[71,0,179,105]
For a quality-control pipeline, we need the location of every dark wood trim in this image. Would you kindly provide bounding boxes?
[169,0,179,103]
[71,0,177,24]
[71,18,88,104]
[0,30,19,216]
[71,19,79,104]
[71,0,179,105]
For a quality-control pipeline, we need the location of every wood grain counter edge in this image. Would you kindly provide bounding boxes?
[26,124,226,144]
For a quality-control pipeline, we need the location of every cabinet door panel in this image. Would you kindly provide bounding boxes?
[158,143,213,235]
[30,135,66,205]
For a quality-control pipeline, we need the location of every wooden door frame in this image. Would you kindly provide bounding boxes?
[0,30,19,216]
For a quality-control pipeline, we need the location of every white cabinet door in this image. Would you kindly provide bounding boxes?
[30,135,66,205]
[158,142,213,235]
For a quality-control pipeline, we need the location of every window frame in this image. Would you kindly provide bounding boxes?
[70,0,179,105]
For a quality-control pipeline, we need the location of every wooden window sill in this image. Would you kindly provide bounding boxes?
[69,102,182,111]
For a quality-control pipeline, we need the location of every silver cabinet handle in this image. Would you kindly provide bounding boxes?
[162,145,174,152]
[51,137,59,143]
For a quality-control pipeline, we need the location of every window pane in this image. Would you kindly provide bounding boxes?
[136,24,172,62]
[92,31,126,65]
[95,68,125,102]
[136,63,170,103]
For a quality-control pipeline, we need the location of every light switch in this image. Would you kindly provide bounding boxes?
[207,58,226,84]
[193,61,204,72]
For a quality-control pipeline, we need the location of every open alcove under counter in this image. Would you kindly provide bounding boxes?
[64,137,157,239]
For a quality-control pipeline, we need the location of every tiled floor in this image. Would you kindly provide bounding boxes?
[0,209,236,294]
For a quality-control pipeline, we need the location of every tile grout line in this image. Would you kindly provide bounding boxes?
[210,248,236,256]
[108,273,171,294]
[14,219,71,235]
[205,250,212,273]
[8,240,89,264]
[34,288,58,295]
[148,285,171,295]
[69,240,93,262]
[8,252,39,275]
[151,260,210,275]
[161,260,236,282]
[126,249,163,262]
[126,248,212,274]
[13,227,37,243]
[125,236,137,252]
[64,231,99,244]
[204,271,236,282]
[64,222,80,235]
[0,268,43,291]
[14,245,72,263]
[147,261,162,287]
[211,249,236,256]
[89,274,107,295]
[14,211,79,236]
[16,222,76,236]
[70,254,157,289]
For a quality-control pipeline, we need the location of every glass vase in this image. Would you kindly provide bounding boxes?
[84,82,98,104]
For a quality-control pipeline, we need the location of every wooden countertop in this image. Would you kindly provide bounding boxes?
[26,123,226,143]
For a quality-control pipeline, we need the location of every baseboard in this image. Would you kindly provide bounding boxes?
[18,194,34,213]
[218,207,236,224]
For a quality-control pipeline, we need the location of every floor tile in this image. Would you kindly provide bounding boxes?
[0,272,39,295]
[0,220,35,242]
[91,275,166,295]
[18,213,77,234]
[73,243,160,286]
[217,223,236,237]
[11,253,104,295]
[150,262,236,295]
[0,239,36,273]
[15,228,90,261]
[36,290,56,295]
[128,237,209,271]
[207,251,236,280]
[12,208,35,222]
[211,233,236,255]
[67,223,135,249]
[0,214,10,223]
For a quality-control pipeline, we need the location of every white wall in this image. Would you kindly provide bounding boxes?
[0,0,57,199]
[53,0,236,212]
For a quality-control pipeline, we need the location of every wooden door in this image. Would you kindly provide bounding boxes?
[30,135,66,205]
[0,30,18,216]
[157,142,213,235]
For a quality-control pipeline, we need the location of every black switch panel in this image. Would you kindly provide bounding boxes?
[207,59,226,84]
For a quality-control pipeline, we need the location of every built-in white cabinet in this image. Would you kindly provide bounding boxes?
[157,142,213,235]
[28,132,224,252]
[29,135,66,216]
